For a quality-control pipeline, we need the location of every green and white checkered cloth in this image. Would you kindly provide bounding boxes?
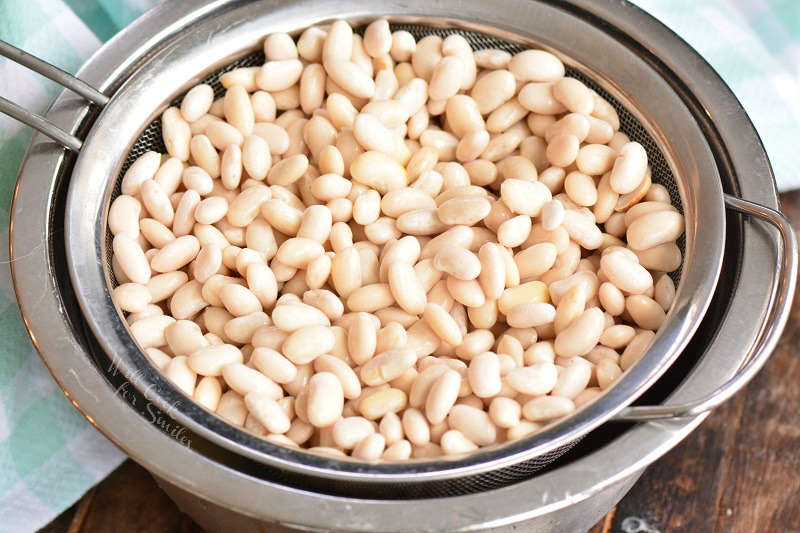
[0,1,798,531]
[0,1,156,532]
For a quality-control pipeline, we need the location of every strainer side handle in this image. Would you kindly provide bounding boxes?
[614,195,797,422]
[0,40,108,151]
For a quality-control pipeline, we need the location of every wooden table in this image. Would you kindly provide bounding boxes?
[42,192,800,533]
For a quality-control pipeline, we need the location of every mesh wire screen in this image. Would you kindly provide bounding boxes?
[104,23,685,497]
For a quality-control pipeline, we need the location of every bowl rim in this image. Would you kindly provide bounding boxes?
[10,0,781,528]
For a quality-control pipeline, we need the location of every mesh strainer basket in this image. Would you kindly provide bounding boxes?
[3,0,742,499]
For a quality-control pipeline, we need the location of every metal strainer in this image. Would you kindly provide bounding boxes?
[2,0,792,501]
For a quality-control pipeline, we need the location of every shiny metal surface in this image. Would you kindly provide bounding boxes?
[0,95,83,151]
[62,0,725,487]
[0,40,108,106]
[154,471,643,532]
[7,0,793,530]
[0,40,108,151]
[616,194,798,421]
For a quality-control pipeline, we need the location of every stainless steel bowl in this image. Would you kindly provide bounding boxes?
[6,0,796,529]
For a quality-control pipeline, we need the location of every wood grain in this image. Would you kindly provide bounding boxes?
[67,461,199,533]
[44,193,800,532]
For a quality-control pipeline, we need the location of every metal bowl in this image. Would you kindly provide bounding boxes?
[6,0,796,529]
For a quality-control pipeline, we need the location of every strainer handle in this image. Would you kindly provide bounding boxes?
[0,40,108,152]
[614,194,798,421]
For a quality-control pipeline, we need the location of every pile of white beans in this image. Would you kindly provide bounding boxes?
[109,19,685,461]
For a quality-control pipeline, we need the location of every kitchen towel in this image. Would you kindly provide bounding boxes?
[0,1,157,532]
[0,1,798,531]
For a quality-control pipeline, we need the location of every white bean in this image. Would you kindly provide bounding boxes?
[468,352,502,398]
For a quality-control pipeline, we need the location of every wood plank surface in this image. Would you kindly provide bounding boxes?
[41,192,800,533]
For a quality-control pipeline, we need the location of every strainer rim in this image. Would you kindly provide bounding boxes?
[62,0,724,484]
